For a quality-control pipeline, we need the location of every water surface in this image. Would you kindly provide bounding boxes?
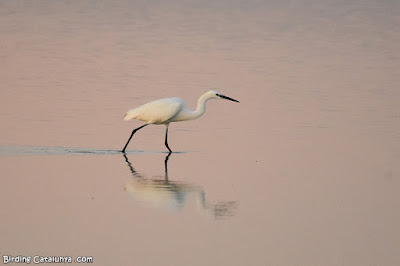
[1,1,399,265]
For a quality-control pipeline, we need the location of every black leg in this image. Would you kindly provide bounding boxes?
[165,124,172,153]
[121,124,148,153]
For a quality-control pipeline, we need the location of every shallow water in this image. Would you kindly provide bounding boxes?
[1,1,400,265]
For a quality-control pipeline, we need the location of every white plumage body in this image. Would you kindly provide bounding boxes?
[124,97,190,124]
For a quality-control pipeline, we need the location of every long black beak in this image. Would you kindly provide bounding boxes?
[216,93,240,103]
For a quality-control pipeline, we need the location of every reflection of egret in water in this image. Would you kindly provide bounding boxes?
[123,152,238,219]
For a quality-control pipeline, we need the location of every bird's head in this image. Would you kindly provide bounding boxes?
[207,90,240,103]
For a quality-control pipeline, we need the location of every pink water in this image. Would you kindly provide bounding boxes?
[1,1,399,265]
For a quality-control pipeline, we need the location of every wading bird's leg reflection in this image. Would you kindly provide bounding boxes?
[164,151,172,181]
[122,153,144,178]
[123,152,172,181]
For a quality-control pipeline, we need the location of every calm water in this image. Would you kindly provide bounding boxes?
[1,1,399,265]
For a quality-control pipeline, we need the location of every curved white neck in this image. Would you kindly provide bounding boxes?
[185,93,212,121]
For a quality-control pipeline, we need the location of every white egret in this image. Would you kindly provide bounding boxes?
[121,90,239,153]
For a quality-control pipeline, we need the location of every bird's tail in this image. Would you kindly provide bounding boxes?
[124,109,138,121]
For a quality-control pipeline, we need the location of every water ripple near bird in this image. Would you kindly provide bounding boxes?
[0,145,188,156]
